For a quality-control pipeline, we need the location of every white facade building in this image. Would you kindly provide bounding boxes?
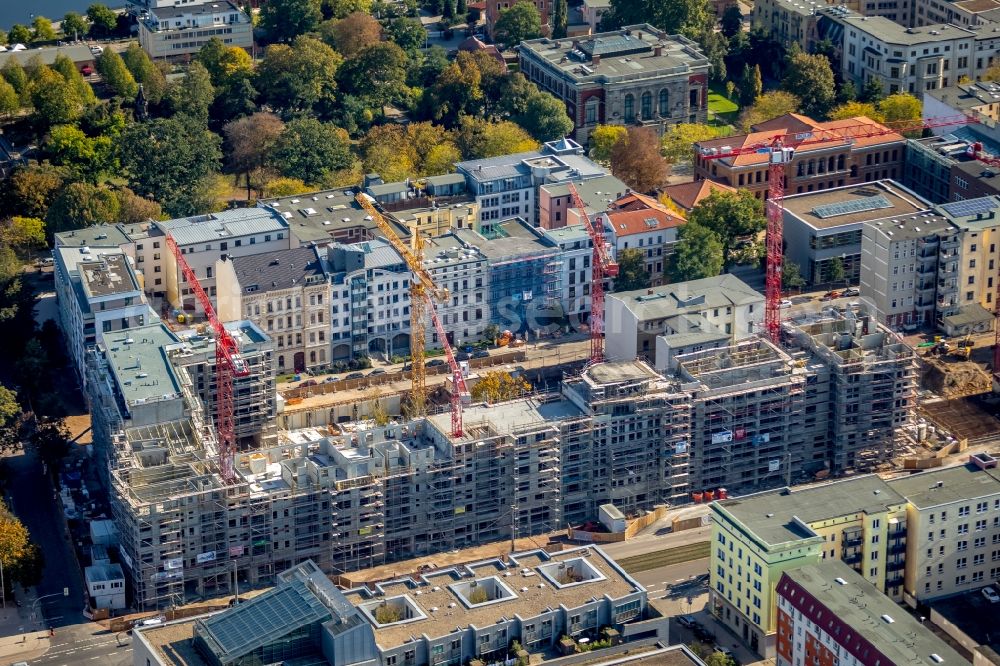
[138,0,253,60]
[540,225,593,320]
[86,563,126,611]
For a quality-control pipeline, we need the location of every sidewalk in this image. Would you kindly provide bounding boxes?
[0,597,51,666]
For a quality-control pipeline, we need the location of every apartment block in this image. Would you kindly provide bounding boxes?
[751,0,828,51]
[518,26,710,144]
[782,180,931,286]
[775,561,969,666]
[215,247,331,374]
[54,247,154,387]
[361,173,479,237]
[260,188,408,247]
[903,132,1000,204]
[599,192,685,287]
[694,114,904,202]
[605,274,764,369]
[819,9,977,95]
[538,174,627,230]
[538,224,593,320]
[887,454,1000,603]
[709,475,908,657]
[859,203,956,327]
[138,0,253,60]
[421,234,491,347]
[935,196,1000,334]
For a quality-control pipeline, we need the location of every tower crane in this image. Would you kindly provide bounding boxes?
[165,235,249,482]
[698,113,980,345]
[566,182,619,364]
[355,193,469,436]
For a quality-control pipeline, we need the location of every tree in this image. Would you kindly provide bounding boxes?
[256,37,342,116]
[224,112,286,199]
[0,78,18,118]
[781,53,835,118]
[738,90,800,131]
[195,38,253,88]
[7,25,31,45]
[338,42,410,114]
[322,0,373,19]
[320,13,382,57]
[858,77,885,104]
[552,0,568,38]
[738,64,762,108]
[388,18,427,53]
[837,79,857,105]
[494,1,542,47]
[29,418,70,470]
[471,371,532,403]
[0,384,17,430]
[513,92,574,142]
[443,0,456,20]
[359,122,458,181]
[601,0,712,38]
[45,124,114,183]
[589,125,627,163]
[609,127,669,193]
[45,183,121,235]
[114,187,162,224]
[661,123,729,165]
[670,222,724,282]
[269,118,352,183]
[704,652,736,666]
[167,61,214,123]
[118,117,223,217]
[122,42,166,104]
[261,0,323,42]
[826,257,845,286]
[213,77,259,123]
[878,92,921,126]
[829,101,882,122]
[30,66,84,129]
[720,6,742,38]
[782,260,806,291]
[1,61,29,102]
[613,248,650,292]
[3,165,65,219]
[0,218,45,256]
[87,4,119,37]
[53,54,96,106]
[686,190,765,265]
[9,542,44,587]
[32,16,57,43]
[0,507,30,579]
[62,12,89,40]
[97,49,138,100]
[262,177,311,197]
[454,116,538,159]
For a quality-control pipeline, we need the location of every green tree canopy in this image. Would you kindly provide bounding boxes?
[1,61,29,101]
[686,190,765,265]
[256,37,342,115]
[661,123,730,165]
[62,12,89,39]
[7,25,31,45]
[30,66,85,129]
[387,17,427,53]
[337,42,410,113]
[0,217,46,255]
[613,248,650,292]
[0,384,18,429]
[0,78,18,117]
[878,92,921,125]
[269,118,353,183]
[195,38,253,88]
[601,0,712,38]
[738,64,762,108]
[97,49,138,100]
[720,6,742,38]
[167,61,214,123]
[454,116,538,159]
[261,0,323,42]
[86,4,118,38]
[52,54,96,107]
[322,0,373,19]
[738,90,800,131]
[494,1,543,47]
[782,260,806,291]
[513,91,573,142]
[552,0,568,38]
[781,53,835,119]
[122,42,166,104]
[45,124,114,183]
[45,183,121,235]
[671,222,724,282]
[32,17,57,42]
[118,117,223,217]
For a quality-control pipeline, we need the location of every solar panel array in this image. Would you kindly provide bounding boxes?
[940,197,998,219]
[206,583,326,658]
[812,195,893,219]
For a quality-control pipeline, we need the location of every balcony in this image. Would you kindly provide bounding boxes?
[889,541,906,555]
[843,553,862,565]
[843,536,863,548]
[887,559,905,571]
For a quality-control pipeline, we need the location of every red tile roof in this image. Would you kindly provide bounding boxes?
[605,207,684,236]
[662,180,736,211]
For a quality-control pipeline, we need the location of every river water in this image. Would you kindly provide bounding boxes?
[0,1,125,32]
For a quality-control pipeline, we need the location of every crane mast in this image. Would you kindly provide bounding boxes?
[566,182,619,363]
[165,235,249,482]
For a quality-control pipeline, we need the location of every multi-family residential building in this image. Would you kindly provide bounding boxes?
[935,196,1000,334]
[605,274,764,368]
[53,247,154,387]
[752,0,830,51]
[538,174,627,229]
[455,138,606,230]
[775,561,970,666]
[518,26,710,144]
[137,0,253,60]
[694,114,905,201]
[368,174,479,237]
[134,551,653,666]
[422,234,491,347]
[859,200,957,327]
[903,132,1000,204]
[260,188,407,247]
[539,224,593,320]
[888,453,1000,603]
[600,192,685,286]
[818,9,977,95]
[781,180,932,286]
[215,247,331,374]
[710,475,909,657]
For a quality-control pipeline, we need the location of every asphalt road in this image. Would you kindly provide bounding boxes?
[27,631,132,666]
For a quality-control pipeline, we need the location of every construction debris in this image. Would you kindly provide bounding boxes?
[921,358,992,399]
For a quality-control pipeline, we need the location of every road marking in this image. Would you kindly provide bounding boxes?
[90,655,102,659]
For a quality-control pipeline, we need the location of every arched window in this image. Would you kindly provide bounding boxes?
[659,89,669,116]
[624,94,634,122]
[641,92,652,120]
[585,98,598,124]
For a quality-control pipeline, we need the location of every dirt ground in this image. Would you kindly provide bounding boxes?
[919,395,1000,441]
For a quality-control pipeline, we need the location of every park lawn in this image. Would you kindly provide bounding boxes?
[708,84,740,125]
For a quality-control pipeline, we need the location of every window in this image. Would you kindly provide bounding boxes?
[641,91,652,120]
[958,523,969,535]
[624,94,635,122]
[659,89,669,115]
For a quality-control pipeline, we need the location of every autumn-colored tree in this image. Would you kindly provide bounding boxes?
[738,91,801,132]
[0,506,30,577]
[4,164,66,219]
[878,93,921,126]
[471,371,531,404]
[828,101,882,122]
[588,125,627,164]
[262,177,311,197]
[661,123,730,165]
[114,187,162,225]
[0,217,46,255]
[319,12,382,57]
[224,112,286,199]
[454,116,538,159]
[609,126,670,193]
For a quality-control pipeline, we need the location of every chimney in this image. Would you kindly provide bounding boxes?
[654,44,663,56]
[637,31,643,39]
[593,54,601,65]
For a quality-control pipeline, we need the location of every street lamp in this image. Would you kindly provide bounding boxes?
[30,589,69,625]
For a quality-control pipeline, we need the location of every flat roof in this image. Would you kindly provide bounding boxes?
[541,224,592,244]
[455,219,557,261]
[157,208,289,247]
[586,360,660,384]
[55,224,131,248]
[345,547,641,650]
[781,561,970,666]
[887,462,1000,508]
[831,14,976,43]
[610,274,763,322]
[260,189,410,245]
[783,181,932,230]
[715,475,905,546]
[104,325,182,406]
[542,174,628,213]
[80,254,140,298]
[930,589,1000,656]
[935,196,1000,230]
[428,396,584,439]
[519,25,709,83]
[926,80,1000,111]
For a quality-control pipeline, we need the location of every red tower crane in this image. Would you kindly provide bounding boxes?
[426,294,470,437]
[567,182,619,364]
[698,114,981,345]
[165,236,249,482]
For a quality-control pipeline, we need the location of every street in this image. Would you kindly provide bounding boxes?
[23,631,132,666]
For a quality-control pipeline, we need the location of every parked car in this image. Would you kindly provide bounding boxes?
[472,350,490,359]
[842,287,860,297]
[678,615,698,628]
[368,369,386,376]
[323,376,339,383]
[693,624,715,641]
[820,290,842,301]
[427,358,446,367]
[983,586,1000,603]
[455,351,470,361]
[345,372,364,380]
[779,299,793,309]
